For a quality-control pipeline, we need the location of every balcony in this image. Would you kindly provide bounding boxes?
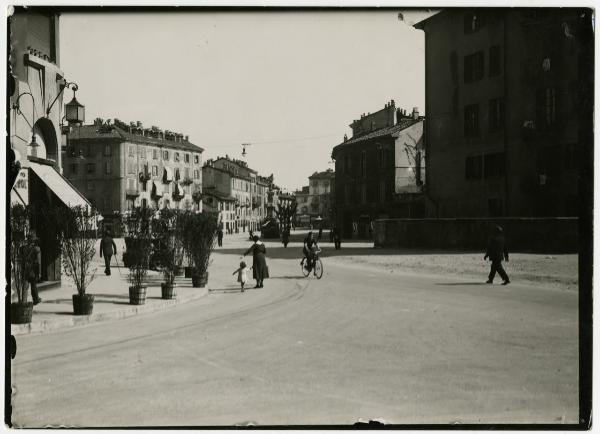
[126,189,140,197]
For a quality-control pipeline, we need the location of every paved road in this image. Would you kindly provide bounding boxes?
[10,241,578,427]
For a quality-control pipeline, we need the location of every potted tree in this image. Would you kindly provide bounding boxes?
[179,211,195,278]
[184,211,218,288]
[55,206,98,315]
[123,207,154,305]
[9,204,34,324]
[153,208,184,299]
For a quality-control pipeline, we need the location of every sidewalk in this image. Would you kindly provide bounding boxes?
[10,237,227,336]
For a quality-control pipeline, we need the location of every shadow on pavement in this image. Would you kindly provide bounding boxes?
[435,282,488,286]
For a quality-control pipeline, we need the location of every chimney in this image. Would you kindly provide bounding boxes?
[185,135,189,142]
[396,108,402,124]
[412,107,419,120]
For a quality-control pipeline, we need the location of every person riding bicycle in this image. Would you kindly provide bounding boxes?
[302,231,319,270]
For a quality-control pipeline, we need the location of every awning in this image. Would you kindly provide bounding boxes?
[163,167,173,182]
[29,162,91,210]
[152,181,164,196]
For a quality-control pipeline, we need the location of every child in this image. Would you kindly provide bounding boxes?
[232,261,249,292]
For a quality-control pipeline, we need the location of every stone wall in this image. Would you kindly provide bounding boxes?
[373,217,578,253]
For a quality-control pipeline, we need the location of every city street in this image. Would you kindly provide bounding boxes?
[10,235,578,427]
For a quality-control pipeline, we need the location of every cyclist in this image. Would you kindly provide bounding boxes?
[302,231,319,270]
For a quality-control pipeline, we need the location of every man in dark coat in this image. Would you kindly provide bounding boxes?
[100,228,118,276]
[217,227,224,247]
[484,226,510,285]
[26,235,42,304]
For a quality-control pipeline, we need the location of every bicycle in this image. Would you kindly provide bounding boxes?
[301,248,323,279]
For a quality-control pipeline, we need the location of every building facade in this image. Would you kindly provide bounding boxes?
[308,169,335,227]
[202,156,269,234]
[331,100,425,238]
[64,118,203,232]
[414,8,587,217]
[9,8,90,283]
[294,186,311,226]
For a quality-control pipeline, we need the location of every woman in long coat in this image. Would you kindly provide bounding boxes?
[244,235,269,288]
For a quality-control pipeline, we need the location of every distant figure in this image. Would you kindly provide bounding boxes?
[99,228,117,276]
[217,227,224,247]
[282,229,290,248]
[484,226,510,285]
[26,235,42,305]
[232,260,249,292]
[244,235,269,288]
[333,227,342,250]
[249,229,254,241]
[329,229,334,243]
[318,226,323,240]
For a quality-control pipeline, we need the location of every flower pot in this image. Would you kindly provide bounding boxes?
[129,285,147,305]
[192,271,208,288]
[72,294,94,315]
[10,302,33,324]
[161,282,176,299]
[184,267,194,278]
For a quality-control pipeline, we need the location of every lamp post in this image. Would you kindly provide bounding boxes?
[13,92,40,157]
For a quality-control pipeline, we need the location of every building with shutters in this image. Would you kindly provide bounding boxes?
[413,8,587,217]
[331,100,425,238]
[64,118,203,233]
[9,8,91,285]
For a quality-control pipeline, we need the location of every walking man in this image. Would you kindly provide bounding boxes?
[217,227,224,247]
[100,228,117,276]
[484,226,510,285]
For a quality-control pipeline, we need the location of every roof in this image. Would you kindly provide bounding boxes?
[69,125,204,153]
[309,169,335,180]
[202,164,253,182]
[413,10,444,30]
[332,118,422,156]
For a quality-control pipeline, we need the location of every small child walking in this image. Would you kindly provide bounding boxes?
[232,261,249,292]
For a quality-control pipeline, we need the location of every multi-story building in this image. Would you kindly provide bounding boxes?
[294,186,311,227]
[414,8,588,217]
[331,100,425,238]
[9,8,90,284]
[308,169,335,226]
[65,118,203,233]
[202,156,269,234]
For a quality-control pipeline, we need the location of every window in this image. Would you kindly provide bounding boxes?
[464,51,484,83]
[71,163,78,175]
[464,12,485,34]
[488,198,503,217]
[544,87,556,127]
[152,165,158,176]
[489,45,501,77]
[86,145,94,158]
[175,168,180,181]
[184,167,190,179]
[483,153,505,178]
[86,163,96,174]
[104,145,111,157]
[175,152,180,162]
[163,150,169,161]
[361,151,367,178]
[105,161,112,175]
[489,98,505,132]
[464,104,480,137]
[345,184,352,204]
[185,154,190,163]
[378,146,385,169]
[344,155,351,174]
[129,145,135,157]
[465,155,483,180]
[379,181,386,202]
[140,147,147,159]
[128,162,137,175]
[153,149,158,160]
[415,151,423,186]
[194,169,199,179]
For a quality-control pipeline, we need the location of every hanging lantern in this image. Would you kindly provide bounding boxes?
[65,88,85,124]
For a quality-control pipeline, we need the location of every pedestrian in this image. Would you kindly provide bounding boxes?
[99,228,118,276]
[484,226,510,285]
[318,226,323,240]
[333,227,341,250]
[243,235,269,288]
[282,228,290,248]
[26,235,42,305]
[217,227,224,247]
[329,228,334,243]
[232,260,249,292]
[249,229,254,241]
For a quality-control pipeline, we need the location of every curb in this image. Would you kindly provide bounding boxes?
[11,287,210,336]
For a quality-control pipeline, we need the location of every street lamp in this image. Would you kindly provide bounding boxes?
[65,85,85,125]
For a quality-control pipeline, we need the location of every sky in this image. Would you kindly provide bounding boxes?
[59,10,433,191]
